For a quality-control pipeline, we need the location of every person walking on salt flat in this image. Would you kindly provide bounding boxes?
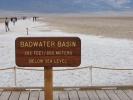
[5,17,10,32]
[13,18,16,25]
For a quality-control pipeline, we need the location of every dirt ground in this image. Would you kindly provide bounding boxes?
[38,14,133,40]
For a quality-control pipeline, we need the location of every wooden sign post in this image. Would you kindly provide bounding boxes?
[15,37,81,100]
[45,67,53,100]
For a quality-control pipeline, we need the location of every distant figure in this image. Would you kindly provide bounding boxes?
[5,17,10,32]
[33,17,34,22]
[11,17,13,22]
[23,17,26,20]
[13,18,16,25]
[35,17,36,21]
[15,17,17,22]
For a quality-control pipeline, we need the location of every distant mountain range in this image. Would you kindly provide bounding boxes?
[0,0,133,13]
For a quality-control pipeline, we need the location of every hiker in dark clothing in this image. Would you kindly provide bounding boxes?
[33,17,34,22]
[11,17,13,22]
[5,17,10,32]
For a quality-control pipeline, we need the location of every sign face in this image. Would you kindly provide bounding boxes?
[15,37,81,67]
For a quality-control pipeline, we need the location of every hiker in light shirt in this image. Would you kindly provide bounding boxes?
[13,18,16,25]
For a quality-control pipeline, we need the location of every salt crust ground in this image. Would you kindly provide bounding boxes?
[0,19,133,87]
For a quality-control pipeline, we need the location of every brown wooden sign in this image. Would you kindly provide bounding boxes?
[15,37,81,67]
